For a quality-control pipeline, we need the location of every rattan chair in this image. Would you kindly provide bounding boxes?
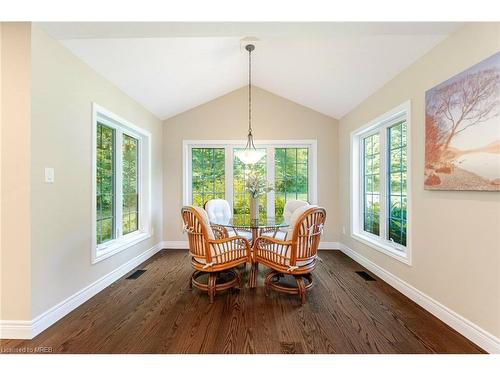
[181,206,251,303]
[250,206,326,304]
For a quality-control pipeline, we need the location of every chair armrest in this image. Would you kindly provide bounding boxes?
[208,236,252,263]
[253,236,293,266]
[254,235,292,247]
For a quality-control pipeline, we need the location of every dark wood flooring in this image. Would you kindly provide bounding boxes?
[0,250,484,354]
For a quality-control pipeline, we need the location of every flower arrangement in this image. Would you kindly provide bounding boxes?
[245,171,274,198]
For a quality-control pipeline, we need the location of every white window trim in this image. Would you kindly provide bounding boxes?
[350,100,412,265]
[91,103,152,264]
[182,139,318,215]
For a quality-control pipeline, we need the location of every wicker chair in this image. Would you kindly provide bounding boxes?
[181,206,251,303]
[250,206,326,304]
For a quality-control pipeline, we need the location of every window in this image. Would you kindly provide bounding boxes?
[184,141,317,221]
[351,101,411,264]
[388,121,408,247]
[92,104,151,263]
[122,134,140,235]
[275,148,309,220]
[96,123,115,244]
[362,133,380,236]
[233,148,267,222]
[191,148,225,207]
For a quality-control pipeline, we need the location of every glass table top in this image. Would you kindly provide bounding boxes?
[211,216,289,229]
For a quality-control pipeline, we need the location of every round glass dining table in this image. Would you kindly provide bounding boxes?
[210,216,289,243]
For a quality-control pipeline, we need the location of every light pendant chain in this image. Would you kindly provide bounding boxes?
[235,43,264,165]
[248,46,254,149]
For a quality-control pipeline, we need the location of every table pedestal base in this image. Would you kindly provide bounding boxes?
[249,262,258,289]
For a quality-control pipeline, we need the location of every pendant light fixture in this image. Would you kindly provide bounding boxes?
[234,43,266,165]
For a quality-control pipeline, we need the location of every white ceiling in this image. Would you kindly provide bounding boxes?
[39,22,462,120]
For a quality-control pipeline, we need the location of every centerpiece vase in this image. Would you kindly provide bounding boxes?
[250,195,259,221]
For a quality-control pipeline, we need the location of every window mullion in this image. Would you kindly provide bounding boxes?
[136,138,142,232]
[187,145,193,205]
[359,137,364,235]
[379,127,388,242]
[307,146,310,204]
[267,146,275,219]
[225,146,234,212]
[115,130,124,239]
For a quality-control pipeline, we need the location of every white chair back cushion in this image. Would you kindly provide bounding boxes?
[191,206,215,240]
[283,200,309,223]
[205,199,232,224]
[290,204,318,238]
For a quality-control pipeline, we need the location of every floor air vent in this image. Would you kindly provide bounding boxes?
[355,271,376,281]
[126,270,147,279]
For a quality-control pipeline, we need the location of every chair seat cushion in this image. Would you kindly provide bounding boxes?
[192,253,247,266]
[192,256,207,265]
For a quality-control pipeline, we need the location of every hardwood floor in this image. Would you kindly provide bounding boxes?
[0,250,484,354]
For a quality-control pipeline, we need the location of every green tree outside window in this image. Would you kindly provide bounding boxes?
[274,148,309,221]
[363,134,380,236]
[191,148,225,207]
[123,134,139,235]
[96,122,115,244]
[388,121,407,246]
[233,148,267,224]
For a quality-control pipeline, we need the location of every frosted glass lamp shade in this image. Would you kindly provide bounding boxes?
[234,148,265,164]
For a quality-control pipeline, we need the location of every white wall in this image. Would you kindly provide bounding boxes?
[338,23,500,340]
[30,26,163,318]
[163,86,339,244]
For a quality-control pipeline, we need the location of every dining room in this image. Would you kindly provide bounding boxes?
[0,10,499,365]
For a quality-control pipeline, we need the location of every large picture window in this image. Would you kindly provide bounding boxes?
[184,141,317,221]
[351,101,411,264]
[93,104,151,263]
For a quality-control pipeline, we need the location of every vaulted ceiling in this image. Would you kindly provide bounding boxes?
[39,22,462,120]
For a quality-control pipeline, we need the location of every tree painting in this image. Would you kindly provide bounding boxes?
[425,51,500,191]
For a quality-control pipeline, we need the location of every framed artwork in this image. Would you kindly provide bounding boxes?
[424,51,500,191]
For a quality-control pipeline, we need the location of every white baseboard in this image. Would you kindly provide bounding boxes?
[0,242,163,340]
[0,320,33,340]
[318,241,341,250]
[162,240,341,250]
[162,240,188,249]
[338,242,500,354]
